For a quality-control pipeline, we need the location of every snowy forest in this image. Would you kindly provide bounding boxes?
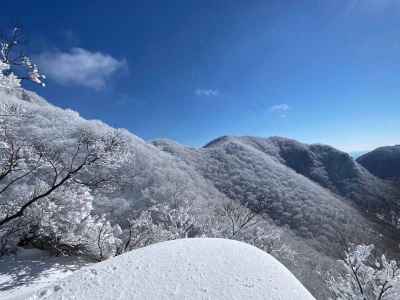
[1,26,400,300]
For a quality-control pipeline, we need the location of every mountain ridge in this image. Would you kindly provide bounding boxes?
[4,88,400,299]
[357,145,400,180]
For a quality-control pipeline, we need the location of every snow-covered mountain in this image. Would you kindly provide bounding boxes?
[204,136,399,213]
[153,136,400,252]
[14,239,316,300]
[1,88,400,299]
[357,145,400,180]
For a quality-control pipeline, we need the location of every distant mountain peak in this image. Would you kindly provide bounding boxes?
[357,145,400,179]
[203,135,238,148]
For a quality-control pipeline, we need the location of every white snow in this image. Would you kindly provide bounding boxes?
[0,248,89,300]
[17,238,315,300]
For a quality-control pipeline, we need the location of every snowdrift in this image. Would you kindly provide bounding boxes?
[24,238,315,300]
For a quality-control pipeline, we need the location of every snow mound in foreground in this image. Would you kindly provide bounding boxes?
[27,238,315,300]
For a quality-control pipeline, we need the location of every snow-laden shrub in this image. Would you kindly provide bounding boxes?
[328,244,400,300]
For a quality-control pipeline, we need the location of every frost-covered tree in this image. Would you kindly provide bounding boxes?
[0,100,127,255]
[0,26,45,87]
[24,185,95,256]
[328,244,400,300]
[214,202,258,238]
[142,172,197,209]
[87,215,117,261]
[150,198,200,238]
[115,210,167,255]
[0,122,124,227]
[112,195,205,257]
[203,201,295,262]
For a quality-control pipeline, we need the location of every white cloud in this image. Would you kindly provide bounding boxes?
[269,104,291,117]
[195,89,219,97]
[37,48,127,90]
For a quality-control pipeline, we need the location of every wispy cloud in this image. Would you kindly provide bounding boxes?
[195,89,219,97]
[269,104,291,117]
[37,48,127,90]
[343,0,397,16]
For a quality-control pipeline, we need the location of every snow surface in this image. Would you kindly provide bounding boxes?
[17,238,315,300]
[0,248,89,300]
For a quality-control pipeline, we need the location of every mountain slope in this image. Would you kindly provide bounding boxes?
[0,87,226,221]
[153,136,400,255]
[233,136,399,213]
[357,145,400,180]
[3,88,400,299]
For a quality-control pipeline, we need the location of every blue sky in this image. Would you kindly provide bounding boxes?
[2,0,400,152]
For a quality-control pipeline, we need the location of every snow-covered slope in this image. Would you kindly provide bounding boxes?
[153,137,400,253]
[0,87,226,220]
[20,239,315,300]
[2,88,400,299]
[357,145,400,180]
[0,87,50,106]
[0,248,89,300]
[203,136,399,212]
